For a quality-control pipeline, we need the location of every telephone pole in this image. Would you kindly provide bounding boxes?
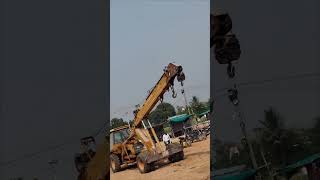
[234,109,258,169]
[181,88,192,115]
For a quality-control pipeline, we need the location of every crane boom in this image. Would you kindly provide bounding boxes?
[132,63,185,128]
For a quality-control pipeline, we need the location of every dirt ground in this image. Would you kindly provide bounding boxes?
[111,136,210,180]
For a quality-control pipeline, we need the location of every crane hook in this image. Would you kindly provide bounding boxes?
[172,92,177,98]
[171,87,177,98]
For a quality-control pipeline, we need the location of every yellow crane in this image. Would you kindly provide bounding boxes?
[75,63,186,179]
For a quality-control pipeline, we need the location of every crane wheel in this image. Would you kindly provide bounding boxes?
[137,157,152,173]
[110,154,121,173]
[168,151,184,163]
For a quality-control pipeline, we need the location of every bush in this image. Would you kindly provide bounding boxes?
[164,127,172,134]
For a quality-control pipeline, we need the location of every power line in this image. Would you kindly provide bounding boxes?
[214,72,320,95]
[211,72,320,104]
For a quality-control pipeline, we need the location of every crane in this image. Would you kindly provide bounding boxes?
[110,63,186,173]
[75,63,186,179]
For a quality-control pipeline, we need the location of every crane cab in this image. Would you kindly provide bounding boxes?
[110,125,131,150]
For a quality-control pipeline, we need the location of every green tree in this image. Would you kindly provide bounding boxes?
[176,105,187,115]
[257,107,308,167]
[189,96,208,115]
[110,118,127,129]
[149,102,176,125]
[207,98,214,112]
[258,107,288,166]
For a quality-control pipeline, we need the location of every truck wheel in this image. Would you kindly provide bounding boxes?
[168,151,184,163]
[137,157,152,173]
[110,154,121,173]
[168,155,176,163]
[177,151,184,161]
[77,168,87,180]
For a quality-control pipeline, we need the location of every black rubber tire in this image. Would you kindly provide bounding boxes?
[168,155,176,163]
[74,155,82,173]
[110,154,121,173]
[176,151,184,161]
[77,168,87,180]
[168,151,184,163]
[137,156,152,173]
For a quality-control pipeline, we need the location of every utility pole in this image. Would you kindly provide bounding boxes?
[255,128,274,179]
[234,109,258,169]
[181,88,191,115]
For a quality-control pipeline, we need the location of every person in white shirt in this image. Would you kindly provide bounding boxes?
[162,133,172,148]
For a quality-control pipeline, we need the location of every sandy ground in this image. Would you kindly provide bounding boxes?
[111,136,210,180]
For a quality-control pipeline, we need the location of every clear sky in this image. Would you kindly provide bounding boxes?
[110,0,210,121]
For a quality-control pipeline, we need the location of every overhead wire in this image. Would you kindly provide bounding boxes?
[213,72,320,95]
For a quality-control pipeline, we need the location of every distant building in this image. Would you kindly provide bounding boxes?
[168,114,192,137]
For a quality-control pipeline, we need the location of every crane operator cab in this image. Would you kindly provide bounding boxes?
[110,125,144,172]
[110,125,131,149]
[110,125,144,154]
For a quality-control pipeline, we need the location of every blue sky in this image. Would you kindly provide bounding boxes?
[111,0,210,121]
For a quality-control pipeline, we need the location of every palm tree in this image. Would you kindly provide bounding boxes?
[190,96,207,115]
[258,107,288,167]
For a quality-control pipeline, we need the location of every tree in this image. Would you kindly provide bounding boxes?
[258,107,288,166]
[257,107,308,166]
[189,96,208,115]
[176,105,187,115]
[207,98,214,112]
[149,102,176,125]
[111,118,127,129]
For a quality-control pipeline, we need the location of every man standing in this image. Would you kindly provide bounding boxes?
[162,133,172,149]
